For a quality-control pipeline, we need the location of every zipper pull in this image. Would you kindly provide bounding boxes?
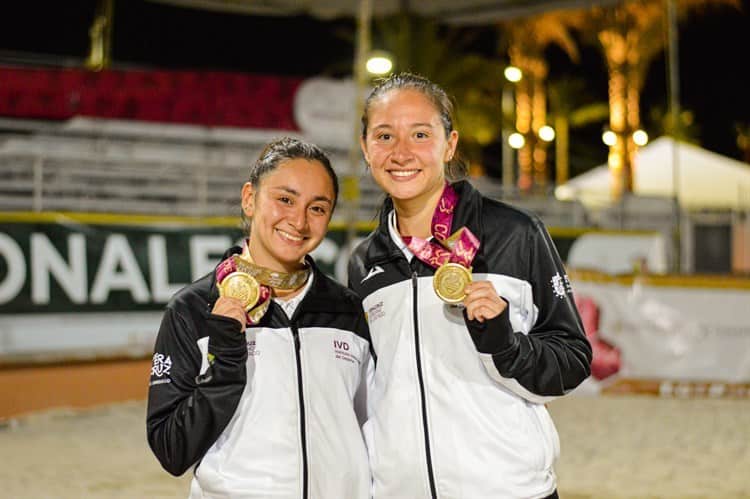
[292,325,301,350]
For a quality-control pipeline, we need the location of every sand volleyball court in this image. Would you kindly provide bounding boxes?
[1,393,748,498]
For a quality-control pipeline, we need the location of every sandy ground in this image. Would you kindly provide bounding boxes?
[1,395,748,499]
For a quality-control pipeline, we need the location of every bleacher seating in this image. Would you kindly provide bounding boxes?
[0,65,302,129]
[0,116,382,220]
[0,64,587,227]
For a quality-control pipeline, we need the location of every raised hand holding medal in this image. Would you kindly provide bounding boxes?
[215,247,310,328]
[462,280,507,323]
[217,267,261,311]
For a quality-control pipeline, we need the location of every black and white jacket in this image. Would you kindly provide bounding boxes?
[348,181,592,499]
[147,247,374,499]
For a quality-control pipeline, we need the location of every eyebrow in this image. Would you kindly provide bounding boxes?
[371,122,435,130]
[273,186,333,205]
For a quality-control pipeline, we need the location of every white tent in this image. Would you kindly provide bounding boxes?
[555,137,750,209]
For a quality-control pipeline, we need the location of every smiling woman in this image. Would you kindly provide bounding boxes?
[241,157,337,278]
[146,137,374,498]
[350,73,592,499]
[360,87,459,225]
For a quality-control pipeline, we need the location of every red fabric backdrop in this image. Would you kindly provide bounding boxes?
[0,66,302,129]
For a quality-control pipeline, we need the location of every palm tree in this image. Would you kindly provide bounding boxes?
[500,11,586,192]
[85,0,114,71]
[547,77,610,185]
[582,0,739,200]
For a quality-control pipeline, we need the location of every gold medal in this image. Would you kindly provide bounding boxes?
[218,271,260,311]
[433,262,472,304]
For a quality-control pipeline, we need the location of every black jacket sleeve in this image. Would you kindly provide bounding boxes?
[146,305,248,476]
[467,219,592,399]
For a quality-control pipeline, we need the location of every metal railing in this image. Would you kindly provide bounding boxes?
[0,116,604,229]
[0,117,385,221]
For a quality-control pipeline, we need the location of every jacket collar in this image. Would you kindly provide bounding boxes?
[364,180,484,267]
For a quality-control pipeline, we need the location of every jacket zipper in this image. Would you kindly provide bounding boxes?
[292,325,309,499]
[412,272,438,499]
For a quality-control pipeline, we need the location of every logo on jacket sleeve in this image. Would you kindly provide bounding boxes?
[551,272,573,299]
[150,353,173,385]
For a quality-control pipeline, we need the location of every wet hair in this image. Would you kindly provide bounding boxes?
[361,72,467,179]
[241,137,338,232]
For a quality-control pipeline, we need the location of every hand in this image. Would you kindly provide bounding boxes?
[212,296,247,330]
[462,281,507,323]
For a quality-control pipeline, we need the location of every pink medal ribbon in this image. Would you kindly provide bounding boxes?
[402,183,480,303]
[403,183,480,270]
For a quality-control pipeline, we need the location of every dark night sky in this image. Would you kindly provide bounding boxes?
[1,0,749,172]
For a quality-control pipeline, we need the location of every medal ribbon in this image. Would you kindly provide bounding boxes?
[215,243,310,325]
[403,183,480,269]
[231,255,309,290]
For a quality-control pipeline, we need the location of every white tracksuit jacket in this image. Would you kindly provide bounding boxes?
[348,181,592,499]
[147,250,374,499]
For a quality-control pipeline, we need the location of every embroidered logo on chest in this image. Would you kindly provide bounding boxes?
[247,340,260,356]
[333,339,358,364]
[361,265,385,283]
[366,301,385,324]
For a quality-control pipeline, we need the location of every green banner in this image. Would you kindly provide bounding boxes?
[0,215,362,314]
[0,213,581,315]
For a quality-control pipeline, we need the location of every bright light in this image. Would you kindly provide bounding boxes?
[633,129,649,146]
[366,53,393,75]
[508,132,525,149]
[504,66,522,83]
[555,184,575,201]
[602,130,617,146]
[538,125,555,142]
